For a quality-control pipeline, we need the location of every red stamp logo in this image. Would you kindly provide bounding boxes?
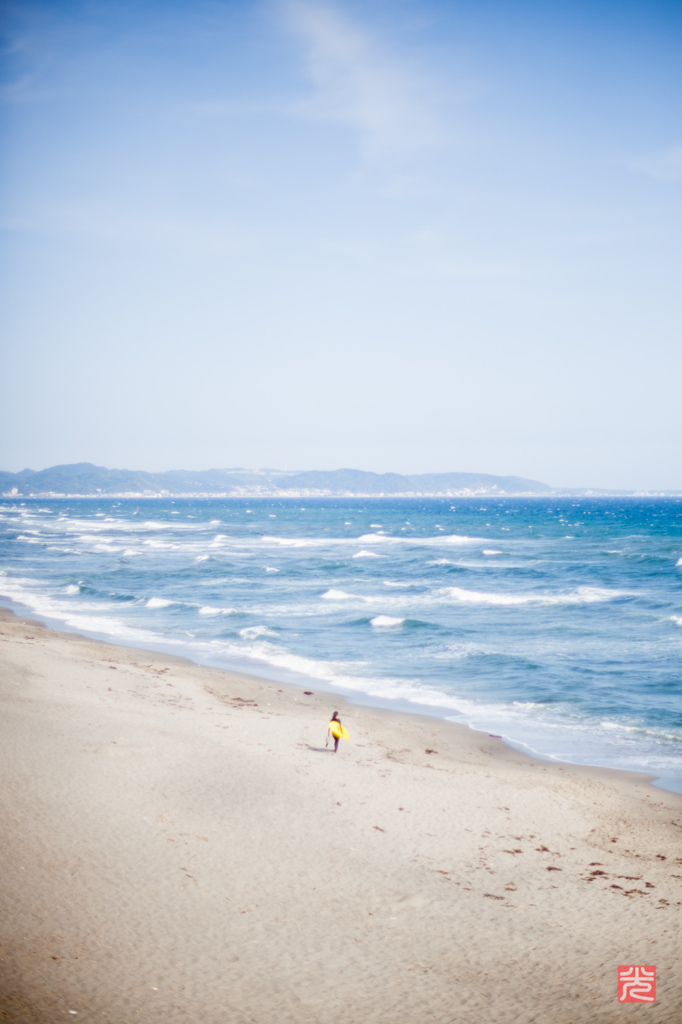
[618,965,656,1002]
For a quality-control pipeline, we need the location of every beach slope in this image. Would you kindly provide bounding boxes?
[1,609,680,1023]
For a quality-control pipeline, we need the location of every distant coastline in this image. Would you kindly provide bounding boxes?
[2,462,682,498]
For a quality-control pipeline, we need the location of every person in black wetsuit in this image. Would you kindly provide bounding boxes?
[327,711,343,754]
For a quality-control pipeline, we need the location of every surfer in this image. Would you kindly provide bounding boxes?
[326,711,348,754]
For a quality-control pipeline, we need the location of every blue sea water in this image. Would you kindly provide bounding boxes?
[1,496,681,790]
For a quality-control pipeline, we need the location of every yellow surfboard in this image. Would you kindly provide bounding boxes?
[329,722,350,741]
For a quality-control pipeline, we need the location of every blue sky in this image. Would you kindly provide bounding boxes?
[1,0,680,487]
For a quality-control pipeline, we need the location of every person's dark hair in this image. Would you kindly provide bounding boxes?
[331,711,339,720]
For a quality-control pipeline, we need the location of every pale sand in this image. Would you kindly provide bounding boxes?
[0,608,680,1024]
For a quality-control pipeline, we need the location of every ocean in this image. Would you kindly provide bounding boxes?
[1,496,681,791]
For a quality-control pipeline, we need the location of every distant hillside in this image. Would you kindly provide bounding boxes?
[0,463,553,497]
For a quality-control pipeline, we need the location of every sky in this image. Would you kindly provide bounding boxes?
[1,0,680,489]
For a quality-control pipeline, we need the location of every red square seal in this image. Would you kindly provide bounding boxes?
[618,965,656,1002]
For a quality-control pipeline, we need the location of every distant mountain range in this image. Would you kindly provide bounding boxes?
[1,463,678,498]
[0,463,553,497]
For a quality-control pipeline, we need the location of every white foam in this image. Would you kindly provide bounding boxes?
[322,589,357,601]
[146,597,173,609]
[676,558,682,567]
[0,577,163,646]
[383,580,412,588]
[239,625,277,640]
[195,554,210,562]
[225,531,490,553]
[64,584,80,595]
[435,534,487,546]
[352,550,383,559]
[198,605,236,616]
[370,615,404,628]
[440,585,625,607]
[265,566,279,573]
[671,616,682,627]
[354,532,485,547]
[483,550,502,556]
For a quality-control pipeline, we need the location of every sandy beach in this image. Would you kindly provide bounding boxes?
[1,606,680,1023]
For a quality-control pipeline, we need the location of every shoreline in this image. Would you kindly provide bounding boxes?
[1,603,663,792]
[1,594,679,798]
[1,605,681,1022]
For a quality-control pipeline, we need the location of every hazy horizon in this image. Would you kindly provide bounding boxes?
[2,1,680,489]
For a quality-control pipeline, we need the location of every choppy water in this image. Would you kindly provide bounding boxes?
[1,497,681,789]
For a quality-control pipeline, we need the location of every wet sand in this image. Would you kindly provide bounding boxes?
[1,607,680,1023]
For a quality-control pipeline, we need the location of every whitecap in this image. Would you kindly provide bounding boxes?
[370,615,404,628]
[64,584,80,595]
[671,616,682,627]
[352,550,383,559]
[438,534,488,545]
[356,533,397,544]
[239,625,277,640]
[482,550,502,556]
[321,589,357,600]
[199,605,236,616]
[146,597,173,609]
[439,585,625,607]
[265,566,279,573]
[676,558,682,567]
[357,532,486,547]
[195,554,210,562]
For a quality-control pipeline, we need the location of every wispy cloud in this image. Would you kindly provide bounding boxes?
[280,1,442,159]
[630,144,682,183]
